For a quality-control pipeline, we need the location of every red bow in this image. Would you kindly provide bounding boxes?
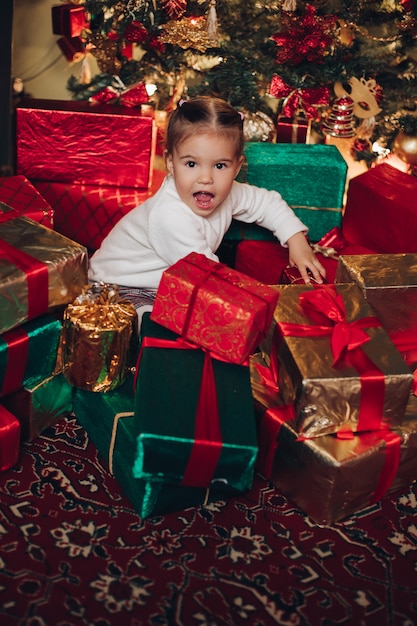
[269,75,329,118]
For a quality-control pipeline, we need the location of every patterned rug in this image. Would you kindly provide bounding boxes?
[0,415,416,626]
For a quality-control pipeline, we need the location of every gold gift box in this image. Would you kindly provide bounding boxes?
[251,353,417,526]
[260,283,413,437]
[0,215,88,334]
[336,253,417,336]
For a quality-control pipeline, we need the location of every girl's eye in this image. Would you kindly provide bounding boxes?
[215,163,226,170]
[185,161,196,168]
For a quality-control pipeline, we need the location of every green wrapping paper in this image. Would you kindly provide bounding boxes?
[73,377,246,518]
[1,372,73,441]
[260,283,413,437]
[0,313,62,398]
[251,353,417,526]
[132,314,258,494]
[226,143,347,242]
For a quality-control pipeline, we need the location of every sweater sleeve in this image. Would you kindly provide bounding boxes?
[230,181,307,246]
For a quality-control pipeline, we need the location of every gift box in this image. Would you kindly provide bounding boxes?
[52,4,88,38]
[57,35,85,63]
[343,164,417,254]
[132,313,257,493]
[16,99,156,189]
[276,115,311,144]
[33,169,165,251]
[0,215,88,334]
[0,176,54,227]
[59,284,139,392]
[251,352,417,526]
[151,252,279,365]
[227,143,347,243]
[73,377,246,518]
[1,373,73,442]
[0,314,62,399]
[0,405,20,472]
[260,283,413,437]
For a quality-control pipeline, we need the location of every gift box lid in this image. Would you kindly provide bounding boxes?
[132,313,258,491]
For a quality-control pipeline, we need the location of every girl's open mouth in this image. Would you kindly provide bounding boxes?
[193,191,214,210]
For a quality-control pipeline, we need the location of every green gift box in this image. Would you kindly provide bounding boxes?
[132,314,258,494]
[227,143,347,243]
[0,313,62,398]
[1,372,73,441]
[73,377,246,518]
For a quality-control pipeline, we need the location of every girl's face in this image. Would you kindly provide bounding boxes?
[165,132,244,217]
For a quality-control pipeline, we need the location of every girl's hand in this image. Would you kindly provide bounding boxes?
[287,232,326,284]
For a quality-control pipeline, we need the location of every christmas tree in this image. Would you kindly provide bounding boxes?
[64,0,417,164]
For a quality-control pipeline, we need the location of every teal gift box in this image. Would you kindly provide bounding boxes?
[132,313,258,494]
[228,143,347,243]
[0,314,62,399]
[73,377,248,518]
[2,372,73,441]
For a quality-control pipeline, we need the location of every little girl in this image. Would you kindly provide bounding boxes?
[88,96,325,316]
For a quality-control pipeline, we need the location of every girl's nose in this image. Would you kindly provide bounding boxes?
[197,168,213,184]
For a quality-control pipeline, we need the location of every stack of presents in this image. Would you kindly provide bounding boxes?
[1,97,417,525]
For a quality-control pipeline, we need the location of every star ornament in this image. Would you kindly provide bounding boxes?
[159,16,213,52]
[272,4,337,66]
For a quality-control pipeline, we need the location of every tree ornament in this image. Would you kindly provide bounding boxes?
[322,96,356,138]
[159,17,213,52]
[337,19,354,47]
[206,0,219,45]
[243,110,276,143]
[334,77,382,120]
[393,130,417,166]
[161,0,187,20]
[282,0,297,11]
[123,20,148,44]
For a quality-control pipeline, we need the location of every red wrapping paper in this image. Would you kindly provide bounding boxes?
[52,4,88,38]
[0,406,20,472]
[57,35,85,62]
[33,169,165,250]
[0,176,54,227]
[276,116,311,144]
[343,164,417,253]
[151,252,280,365]
[16,99,156,189]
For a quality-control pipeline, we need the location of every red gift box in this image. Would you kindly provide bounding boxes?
[57,35,85,62]
[0,406,20,472]
[52,4,88,39]
[343,164,417,254]
[0,176,54,227]
[151,252,280,365]
[34,169,165,250]
[16,99,157,189]
[276,115,311,144]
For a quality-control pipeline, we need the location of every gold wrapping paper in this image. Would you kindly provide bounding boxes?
[336,254,417,335]
[251,353,417,526]
[260,283,413,437]
[0,215,88,334]
[60,284,139,392]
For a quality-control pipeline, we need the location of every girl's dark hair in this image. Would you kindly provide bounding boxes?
[165,96,244,157]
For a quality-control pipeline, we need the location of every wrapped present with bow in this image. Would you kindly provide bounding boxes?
[251,351,417,526]
[0,314,62,399]
[73,369,254,518]
[0,212,88,334]
[132,313,258,496]
[0,176,54,227]
[59,283,139,393]
[52,3,89,39]
[260,283,413,438]
[151,252,279,365]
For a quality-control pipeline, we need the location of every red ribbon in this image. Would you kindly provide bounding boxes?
[277,285,386,432]
[0,239,49,322]
[370,429,402,503]
[135,335,226,488]
[269,75,329,119]
[1,327,29,396]
[0,406,20,472]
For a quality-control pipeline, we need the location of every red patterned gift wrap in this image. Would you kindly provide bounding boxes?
[16,99,156,189]
[0,405,20,472]
[151,252,280,365]
[0,176,54,227]
[343,163,417,254]
[33,169,165,251]
[260,283,413,437]
[276,116,311,144]
[0,215,88,334]
[52,4,88,38]
[251,352,417,526]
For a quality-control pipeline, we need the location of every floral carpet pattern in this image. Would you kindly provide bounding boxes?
[0,415,416,626]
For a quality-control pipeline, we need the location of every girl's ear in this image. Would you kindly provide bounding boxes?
[164,150,174,175]
[234,154,245,177]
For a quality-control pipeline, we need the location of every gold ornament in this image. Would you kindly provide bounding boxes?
[243,110,276,143]
[334,77,382,119]
[159,17,213,52]
[393,130,417,166]
[337,19,354,46]
[88,34,122,75]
